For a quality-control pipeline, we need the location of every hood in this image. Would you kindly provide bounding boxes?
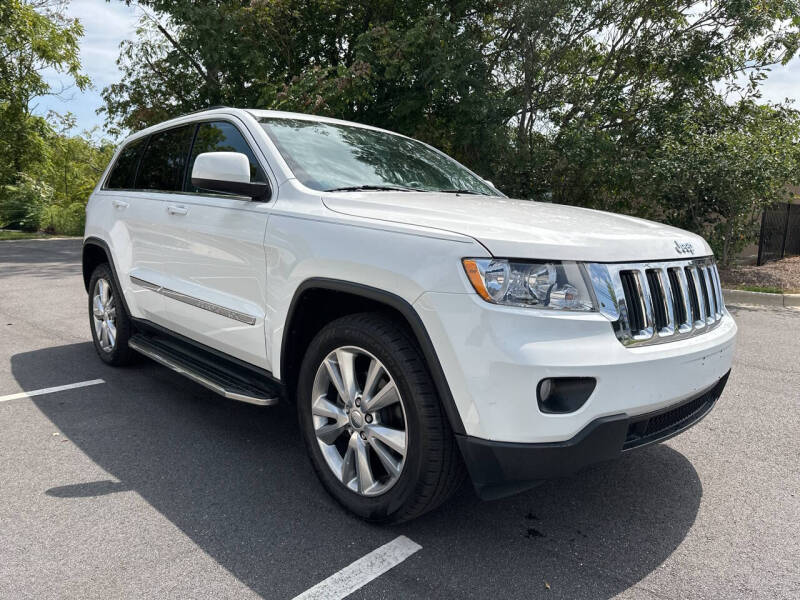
[322,192,711,263]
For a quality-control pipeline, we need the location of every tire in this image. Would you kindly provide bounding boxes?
[88,263,136,366]
[297,312,465,523]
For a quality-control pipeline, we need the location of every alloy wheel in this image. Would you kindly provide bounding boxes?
[92,278,117,353]
[311,346,408,496]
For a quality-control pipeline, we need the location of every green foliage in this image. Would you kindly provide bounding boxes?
[736,285,784,294]
[0,2,109,236]
[0,173,53,231]
[647,102,800,264]
[100,2,800,262]
[40,202,86,236]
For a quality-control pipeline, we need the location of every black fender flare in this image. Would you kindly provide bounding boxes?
[281,278,466,435]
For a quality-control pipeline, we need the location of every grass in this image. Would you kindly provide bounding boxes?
[0,230,81,241]
[0,230,52,241]
[735,284,785,294]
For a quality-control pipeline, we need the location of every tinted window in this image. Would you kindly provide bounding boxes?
[105,138,145,189]
[186,121,265,192]
[136,125,194,192]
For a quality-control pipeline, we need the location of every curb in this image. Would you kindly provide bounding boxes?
[722,288,800,308]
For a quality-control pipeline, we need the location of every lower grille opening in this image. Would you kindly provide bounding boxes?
[623,373,729,450]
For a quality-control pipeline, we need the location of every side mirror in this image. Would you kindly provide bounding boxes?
[191,152,270,201]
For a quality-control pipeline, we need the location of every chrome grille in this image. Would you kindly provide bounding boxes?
[586,257,726,347]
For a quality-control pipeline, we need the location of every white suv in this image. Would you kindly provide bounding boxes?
[83,107,736,522]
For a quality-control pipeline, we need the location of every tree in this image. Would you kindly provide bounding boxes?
[0,0,88,181]
[101,1,800,260]
[0,1,113,235]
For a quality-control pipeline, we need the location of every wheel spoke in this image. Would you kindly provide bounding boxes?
[100,322,109,347]
[341,433,358,484]
[363,380,399,412]
[335,349,358,403]
[99,279,110,305]
[355,435,376,493]
[368,424,406,457]
[315,421,347,445]
[312,395,346,421]
[106,321,116,348]
[362,358,384,402]
[369,437,402,478]
[324,350,357,404]
[93,296,104,319]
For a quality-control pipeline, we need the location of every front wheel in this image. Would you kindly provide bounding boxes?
[297,313,464,523]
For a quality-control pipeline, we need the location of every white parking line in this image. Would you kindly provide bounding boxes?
[292,535,421,600]
[0,379,105,403]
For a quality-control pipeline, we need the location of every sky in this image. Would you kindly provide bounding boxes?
[34,0,800,139]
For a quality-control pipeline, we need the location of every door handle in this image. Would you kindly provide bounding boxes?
[167,205,188,216]
[112,199,129,209]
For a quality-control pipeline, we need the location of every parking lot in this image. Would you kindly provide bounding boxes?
[0,238,798,599]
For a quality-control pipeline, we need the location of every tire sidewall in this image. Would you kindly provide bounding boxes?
[297,318,431,521]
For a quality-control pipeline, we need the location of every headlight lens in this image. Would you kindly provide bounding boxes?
[462,258,595,311]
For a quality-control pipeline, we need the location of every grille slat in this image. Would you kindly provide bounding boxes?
[684,267,703,325]
[667,268,688,328]
[619,271,645,333]
[645,269,669,332]
[696,266,713,323]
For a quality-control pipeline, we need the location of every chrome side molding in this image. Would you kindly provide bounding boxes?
[130,275,257,325]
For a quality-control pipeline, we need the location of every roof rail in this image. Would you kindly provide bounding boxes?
[183,105,232,116]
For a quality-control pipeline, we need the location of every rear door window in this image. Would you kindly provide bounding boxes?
[186,121,265,192]
[136,125,195,192]
[105,138,145,190]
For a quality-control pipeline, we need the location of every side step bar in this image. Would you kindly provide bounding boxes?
[128,333,280,406]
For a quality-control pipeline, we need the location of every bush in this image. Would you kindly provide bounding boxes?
[40,202,86,236]
[0,173,54,231]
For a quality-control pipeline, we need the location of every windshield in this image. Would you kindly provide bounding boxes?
[259,117,498,196]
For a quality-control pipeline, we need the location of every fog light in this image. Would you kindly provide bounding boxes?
[537,377,596,414]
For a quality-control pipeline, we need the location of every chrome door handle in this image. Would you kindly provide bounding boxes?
[167,205,188,215]
[112,199,129,209]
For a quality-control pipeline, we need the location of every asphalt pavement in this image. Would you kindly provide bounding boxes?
[0,238,798,599]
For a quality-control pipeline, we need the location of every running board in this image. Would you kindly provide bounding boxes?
[128,333,280,406]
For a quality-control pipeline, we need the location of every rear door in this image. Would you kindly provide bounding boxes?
[152,119,273,369]
[124,124,196,323]
[100,135,165,322]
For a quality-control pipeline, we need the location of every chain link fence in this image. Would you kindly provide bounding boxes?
[757,203,800,265]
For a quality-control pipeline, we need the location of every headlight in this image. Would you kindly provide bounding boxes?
[462,258,595,311]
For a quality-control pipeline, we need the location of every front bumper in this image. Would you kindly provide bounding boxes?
[413,291,736,442]
[458,371,729,499]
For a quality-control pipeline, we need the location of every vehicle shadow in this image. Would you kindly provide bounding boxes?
[12,342,702,599]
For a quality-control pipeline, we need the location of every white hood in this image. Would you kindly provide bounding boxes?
[322,192,711,263]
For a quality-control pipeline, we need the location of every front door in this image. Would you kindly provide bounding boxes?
[153,120,273,369]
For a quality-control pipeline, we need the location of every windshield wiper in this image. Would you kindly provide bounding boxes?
[324,185,418,192]
[435,189,488,195]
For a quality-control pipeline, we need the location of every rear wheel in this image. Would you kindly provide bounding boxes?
[297,312,465,523]
[88,263,136,365]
